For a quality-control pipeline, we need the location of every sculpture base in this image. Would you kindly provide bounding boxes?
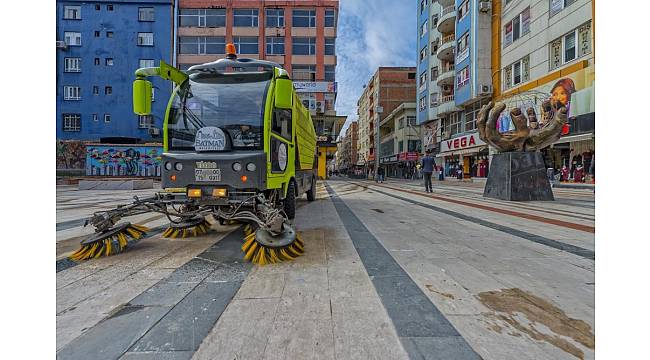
[484,152,554,201]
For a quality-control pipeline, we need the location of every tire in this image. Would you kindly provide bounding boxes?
[306,175,316,202]
[283,181,296,219]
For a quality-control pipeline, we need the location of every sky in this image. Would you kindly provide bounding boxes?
[335,0,417,138]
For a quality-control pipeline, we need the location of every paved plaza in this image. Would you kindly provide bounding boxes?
[56,179,595,360]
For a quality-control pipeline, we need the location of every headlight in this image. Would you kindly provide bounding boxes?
[246,163,256,171]
[164,161,172,171]
[174,162,183,171]
[232,162,242,172]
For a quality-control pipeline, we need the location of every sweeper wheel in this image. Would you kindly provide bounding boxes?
[69,223,149,261]
[162,216,211,238]
[241,223,304,265]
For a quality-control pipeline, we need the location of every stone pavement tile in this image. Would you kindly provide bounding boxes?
[330,295,409,360]
[121,351,194,360]
[192,298,280,360]
[425,258,510,294]
[130,281,243,352]
[262,319,335,360]
[57,305,173,360]
[147,236,221,269]
[354,245,408,277]
[233,269,286,299]
[281,267,329,298]
[400,336,482,360]
[162,258,217,283]
[129,280,200,307]
[274,291,331,322]
[327,262,376,300]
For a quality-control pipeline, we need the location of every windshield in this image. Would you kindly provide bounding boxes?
[168,73,271,151]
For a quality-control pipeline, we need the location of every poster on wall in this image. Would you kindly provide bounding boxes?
[86,145,163,177]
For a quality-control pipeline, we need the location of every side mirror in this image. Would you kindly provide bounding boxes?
[274,78,293,109]
[133,79,153,115]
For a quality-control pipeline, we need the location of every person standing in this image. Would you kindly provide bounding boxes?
[420,150,436,193]
[377,166,385,183]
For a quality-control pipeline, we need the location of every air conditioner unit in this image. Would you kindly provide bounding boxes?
[56,41,67,49]
[149,127,161,136]
[479,1,491,13]
[479,84,493,95]
[316,101,325,114]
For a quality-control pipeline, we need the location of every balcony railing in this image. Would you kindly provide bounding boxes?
[441,6,455,17]
[441,34,455,45]
[440,94,455,103]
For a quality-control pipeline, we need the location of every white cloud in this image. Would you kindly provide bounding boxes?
[335,0,417,137]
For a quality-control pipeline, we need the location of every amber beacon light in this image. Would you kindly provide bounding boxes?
[225,43,237,59]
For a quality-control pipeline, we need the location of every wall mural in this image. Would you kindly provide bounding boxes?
[56,140,87,169]
[85,145,163,177]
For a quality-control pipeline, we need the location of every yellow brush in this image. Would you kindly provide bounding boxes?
[240,226,304,265]
[162,217,211,239]
[69,223,149,262]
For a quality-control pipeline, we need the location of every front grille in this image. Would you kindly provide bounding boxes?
[229,191,257,203]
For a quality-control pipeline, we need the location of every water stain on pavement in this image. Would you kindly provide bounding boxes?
[478,288,594,359]
[424,285,455,300]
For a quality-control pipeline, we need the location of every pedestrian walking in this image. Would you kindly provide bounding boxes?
[420,150,436,193]
[456,165,463,180]
[377,166,385,183]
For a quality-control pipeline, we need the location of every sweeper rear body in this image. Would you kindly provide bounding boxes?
[71,45,317,265]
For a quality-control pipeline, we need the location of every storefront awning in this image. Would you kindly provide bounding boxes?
[553,133,594,145]
[436,145,488,158]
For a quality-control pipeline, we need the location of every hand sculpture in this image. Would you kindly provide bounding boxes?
[477,100,568,152]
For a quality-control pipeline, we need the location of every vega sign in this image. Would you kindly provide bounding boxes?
[440,132,486,152]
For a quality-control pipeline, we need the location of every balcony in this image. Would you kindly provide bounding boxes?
[436,67,455,87]
[438,0,455,7]
[437,34,455,61]
[437,6,456,34]
[380,132,395,144]
[436,94,460,115]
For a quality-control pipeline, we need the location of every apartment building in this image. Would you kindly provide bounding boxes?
[337,121,358,174]
[176,0,341,178]
[417,0,493,178]
[497,0,594,175]
[56,0,173,141]
[378,103,421,178]
[356,67,417,176]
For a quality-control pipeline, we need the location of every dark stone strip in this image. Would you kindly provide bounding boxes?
[324,183,481,360]
[354,183,595,260]
[57,228,251,360]
[56,218,87,231]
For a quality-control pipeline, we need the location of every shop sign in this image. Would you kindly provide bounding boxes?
[294,81,337,93]
[440,133,486,153]
[398,152,419,161]
[380,155,398,164]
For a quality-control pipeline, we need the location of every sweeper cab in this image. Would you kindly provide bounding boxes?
[72,45,317,265]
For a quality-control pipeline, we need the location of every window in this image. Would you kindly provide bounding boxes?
[107,4,114,11]
[457,33,469,62]
[179,36,225,54]
[63,86,81,100]
[446,112,461,136]
[292,65,316,81]
[63,6,81,20]
[431,14,438,27]
[298,92,316,111]
[292,37,316,55]
[93,114,99,122]
[549,22,591,70]
[64,58,81,72]
[94,58,100,65]
[179,9,226,27]
[104,114,111,123]
[105,58,114,66]
[63,114,81,132]
[419,71,427,89]
[408,139,419,152]
[325,38,335,55]
[431,38,439,55]
[420,20,428,38]
[139,115,153,129]
[233,9,258,27]
[64,32,81,46]
[293,9,316,27]
[233,36,258,54]
[139,7,155,21]
[266,37,284,55]
[502,55,530,90]
[430,66,438,80]
[325,65,335,82]
[325,9,336,27]
[430,92,439,107]
[94,31,100,37]
[419,95,427,112]
[105,86,112,95]
[266,8,284,27]
[550,0,576,17]
[106,31,113,38]
[398,118,404,129]
[458,0,470,21]
[272,109,292,140]
[95,4,100,11]
[138,32,154,46]
[420,0,426,14]
[152,88,155,101]
[139,59,155,68]
[93,86,99,95]
[504,7,530,47]
[456,66,469,88]
[420,46,428,62]
[407,116,416,127]
[408,72,416,79]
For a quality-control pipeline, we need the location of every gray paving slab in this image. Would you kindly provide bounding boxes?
[401,336,483,360]
[121,351,194,360]
[262,318,336,360]
[129,280,201,307]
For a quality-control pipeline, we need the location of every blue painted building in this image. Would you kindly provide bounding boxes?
[56,0,173,142]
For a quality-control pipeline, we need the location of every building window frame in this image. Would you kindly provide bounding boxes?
[265,8,284,27]
[503,7,531,47]
[104,114,112,123]
[233,9,259,27]
[233,36,258,54]
[138,7,155,22]
[458,0,470,22]
[292,65,316,81]
[137,32,154,46]
[138,115,153,129]
[105,58,114,66]
[64,58,81,73]
[105,86,112,95]
[325,9,336,27]
[64,32,81,46]
[292,37,316,55]
[292,9,316,27]
[179,9,226,28]
[325,65,335,82]
[139,59,155,68]
[549,22,591,70]
[62,114,81,132]
[419,71,427,90]
[419,95,427,112]
[93,86,99,95]
[63,5,81,20]
[266,36,284,55]
[456,66,470,88]
[550,0,577,18]
[63,86,81,100]
[420,20,428,38]
[325,38,335,56]
[179,36,226,55]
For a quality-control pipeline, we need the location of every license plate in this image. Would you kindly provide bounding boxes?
[195,168,221,182]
